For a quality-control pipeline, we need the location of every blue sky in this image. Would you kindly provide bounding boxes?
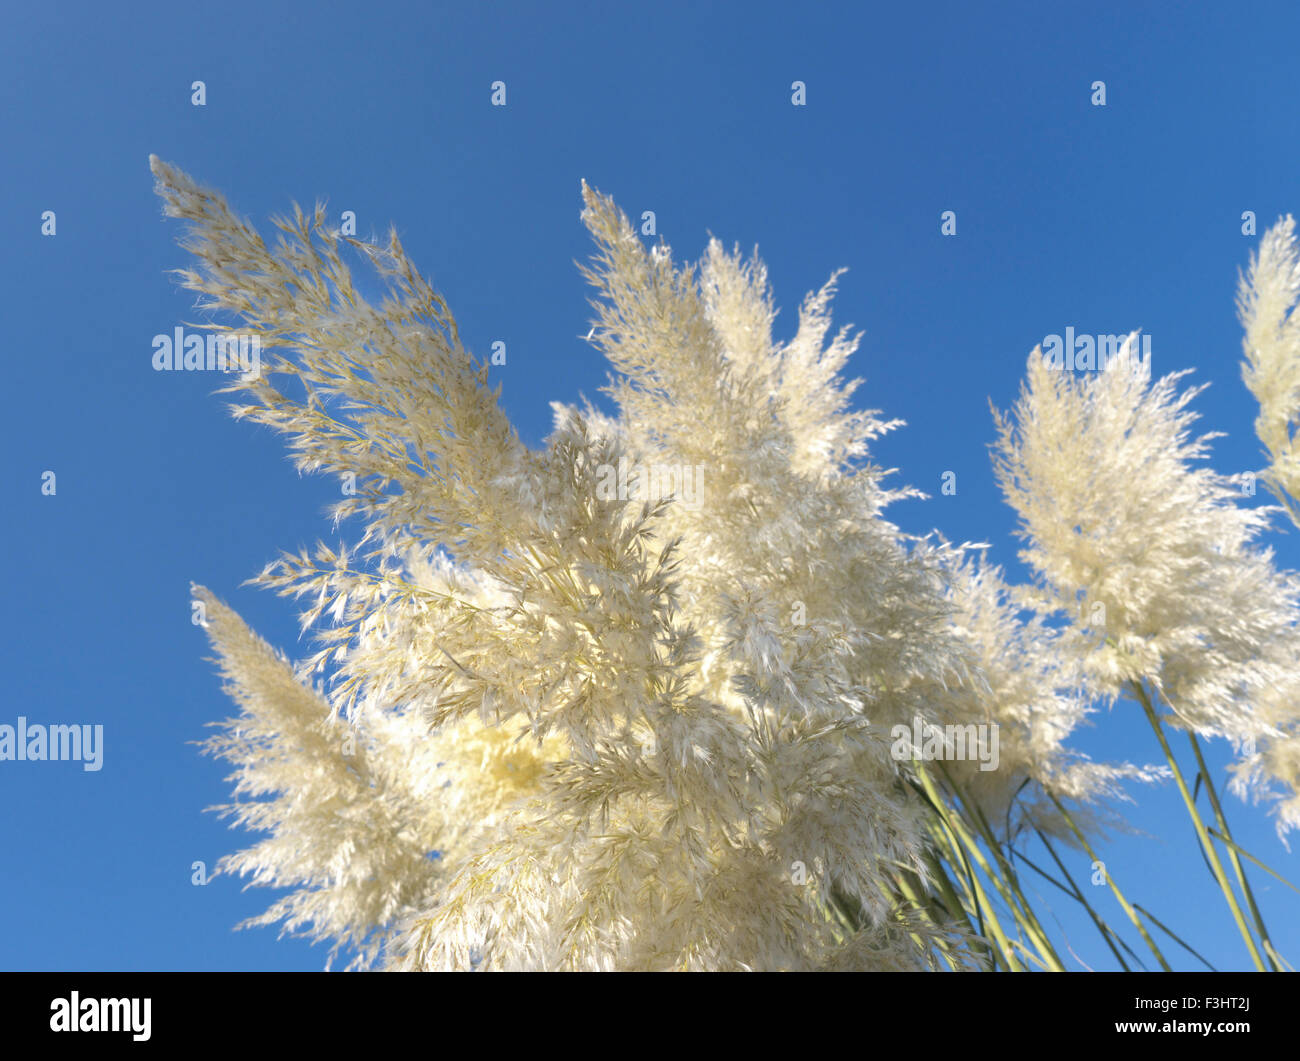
[3,0,1299,970]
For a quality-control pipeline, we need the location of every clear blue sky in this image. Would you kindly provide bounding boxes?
[3,0,1298,970]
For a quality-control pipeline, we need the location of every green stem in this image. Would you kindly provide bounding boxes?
[927,811,1020,970]
[1185,731,1278,970]
[1131,680,1266,971]
[1033,828,1134,971]
[925,849,997,971]
[934,762,1066,970]
[916,766,1041,970]
[1044,788,1172,970]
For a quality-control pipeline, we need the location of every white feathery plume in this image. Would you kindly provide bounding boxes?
[993,344,1300,836]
